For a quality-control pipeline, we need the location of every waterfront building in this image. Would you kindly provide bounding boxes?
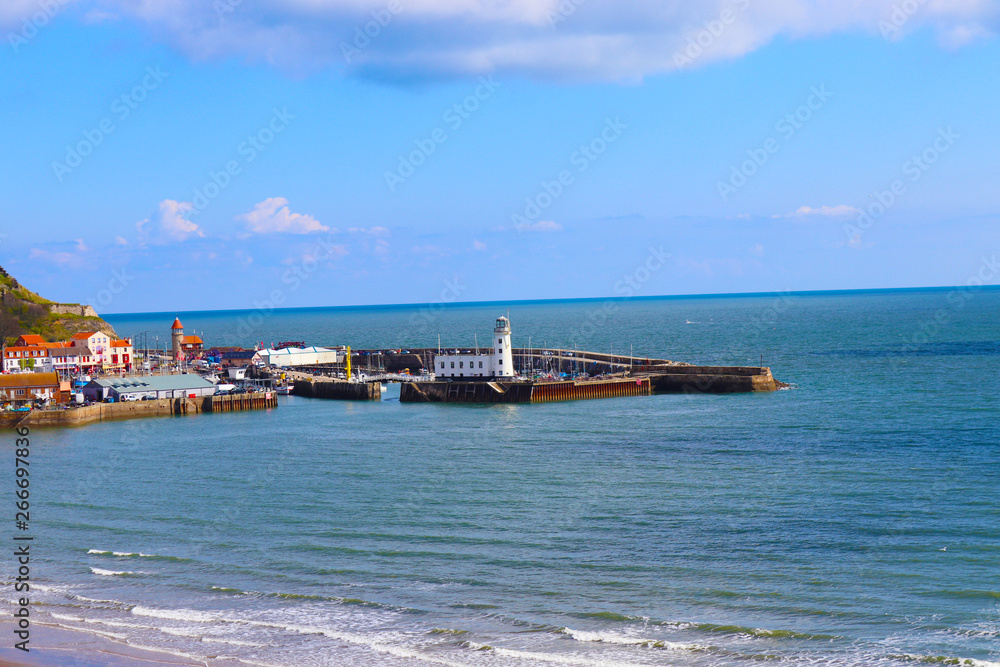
[221,350,257,367]
[254,346,343,367]
[434,316,515,379]
[82,375,218,402]
[108,339,134,373]
[0,372,63,406]
[181,334,203,353]
[50,347,98,376]
[3,332,131,375]
[3,345,53,373]
[12,334,47,346]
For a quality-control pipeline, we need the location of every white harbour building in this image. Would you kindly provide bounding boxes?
[435,316,515,379]
[253,346,344,368]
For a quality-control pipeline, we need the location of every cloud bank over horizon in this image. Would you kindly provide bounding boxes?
[5,0,997,81]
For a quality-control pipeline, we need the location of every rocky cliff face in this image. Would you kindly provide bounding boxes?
[48,304,101,318]
[0,267,117,342]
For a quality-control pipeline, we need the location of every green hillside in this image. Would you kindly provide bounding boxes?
[0,267,118,344]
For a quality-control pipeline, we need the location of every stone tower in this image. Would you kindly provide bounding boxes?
[171,317,184,361]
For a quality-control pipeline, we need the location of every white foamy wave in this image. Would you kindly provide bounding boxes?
[70,593,128,605]
[31,583,76,594]
[203,636,267,647]
[158,627,265,647]
[89,549,158,558]
[132,606,221,624]
[90,567,133,576]
[50,612,85,622]
[467,642,654,667]
[559,627,701,651]
[47,623,128,642]
[239,619,471,667]
[124,642,212,664]
[897,654,1000,667]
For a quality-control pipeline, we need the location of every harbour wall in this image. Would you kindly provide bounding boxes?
[647,366,782,393]
[2,392,277,429]
[399,377,652,404]
[292,380,381,401]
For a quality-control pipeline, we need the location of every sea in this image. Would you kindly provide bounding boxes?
[5,288,1000,666]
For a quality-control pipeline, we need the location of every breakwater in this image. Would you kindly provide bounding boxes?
[292,379,381,400]
[400,377,653,404]
[1,391,277,429]
[647,366,783,393]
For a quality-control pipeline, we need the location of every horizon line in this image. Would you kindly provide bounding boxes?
[100,283,1000,319]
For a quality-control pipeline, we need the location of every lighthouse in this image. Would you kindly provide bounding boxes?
[493,315,514,378]
[171,317,184,362]
[433,315,515,379]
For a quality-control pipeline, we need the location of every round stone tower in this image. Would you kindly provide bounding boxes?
[171,317,184,361]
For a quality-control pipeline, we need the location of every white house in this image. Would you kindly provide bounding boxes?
[3,345,53,373]
[434,316,515,379]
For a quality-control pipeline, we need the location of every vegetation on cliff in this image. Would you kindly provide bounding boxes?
[0,267,117,345]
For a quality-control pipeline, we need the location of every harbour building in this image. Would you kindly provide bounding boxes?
[434,315,514,379]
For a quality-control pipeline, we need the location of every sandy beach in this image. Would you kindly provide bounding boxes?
[0,622,205,667]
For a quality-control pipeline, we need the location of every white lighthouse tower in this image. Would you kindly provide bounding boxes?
[433,315,516,379]
[492,315,514,378]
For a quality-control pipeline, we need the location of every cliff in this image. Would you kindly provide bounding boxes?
[0,266,117,343]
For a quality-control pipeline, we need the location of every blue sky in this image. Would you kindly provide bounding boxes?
[1,0,998,313]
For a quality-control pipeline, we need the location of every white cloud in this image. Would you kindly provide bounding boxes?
[28,239,90,267]
[778,205,860,219]
[136,199,203,244]
[518,219,562,232]
[472,239,487,251]
[348,226,391,236]
[1,0,993,81]
[237,197,329,234]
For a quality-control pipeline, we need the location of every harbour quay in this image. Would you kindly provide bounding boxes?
[286,315,787,405]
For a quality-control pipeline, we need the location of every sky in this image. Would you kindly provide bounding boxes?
[1,0,999,314]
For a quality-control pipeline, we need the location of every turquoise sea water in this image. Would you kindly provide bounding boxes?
[5,289,1000,666]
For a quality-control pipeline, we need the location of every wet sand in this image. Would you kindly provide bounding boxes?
[0,622,206,666]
